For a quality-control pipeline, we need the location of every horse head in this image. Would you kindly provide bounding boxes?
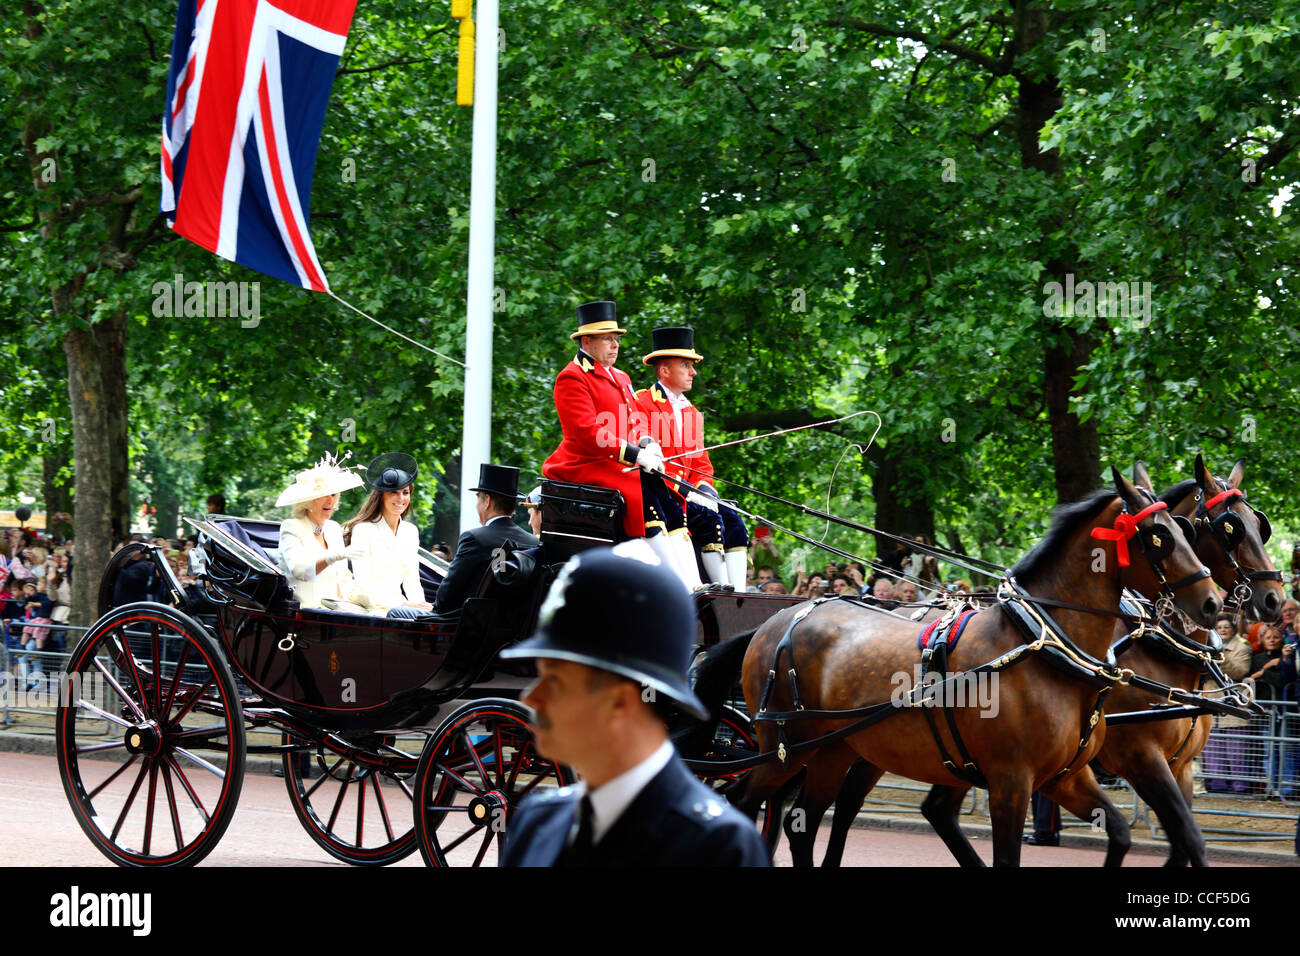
[1189,454,1283,623]
[1110,465,1220,628]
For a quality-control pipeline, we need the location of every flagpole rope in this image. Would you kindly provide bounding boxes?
[326,290,468,368]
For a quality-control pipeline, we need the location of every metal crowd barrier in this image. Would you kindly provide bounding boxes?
[2,619,107,736]
[1199,699,1299,800]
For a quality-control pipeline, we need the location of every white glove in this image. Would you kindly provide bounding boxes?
[687,490,719,512]
[636,445,665,474]
[322,546,364,567]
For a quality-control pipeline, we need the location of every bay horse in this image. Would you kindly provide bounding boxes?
[1091,456,1281,866]
[726,468,1221,866]
[768,458,1277,867]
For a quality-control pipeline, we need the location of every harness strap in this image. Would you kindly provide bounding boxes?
[1164,568,1212,592]
[1053,685,1112,780]
[1105,705,1206,725]
[1167,675,1205,766]
[914,609,986,786]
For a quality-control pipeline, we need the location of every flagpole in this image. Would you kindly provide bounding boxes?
[458,0,498,533]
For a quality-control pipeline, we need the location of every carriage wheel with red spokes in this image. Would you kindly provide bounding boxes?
[56,602,245,867]
[695,705,759,792]
[692,705,777,837]
[413,699,573,866]
[281,731,421,866]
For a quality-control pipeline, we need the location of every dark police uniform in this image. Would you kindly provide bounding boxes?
[498,543,770,867]
[501,754,769,867]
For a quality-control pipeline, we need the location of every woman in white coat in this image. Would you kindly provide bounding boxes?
[343,453,433,617]
[276,453,368,610]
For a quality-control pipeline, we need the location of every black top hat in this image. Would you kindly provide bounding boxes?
[366,453,418,492]
[469,463,523,499]
[500,543,708,720]
[642,326,703,365]
[570,300,627,341]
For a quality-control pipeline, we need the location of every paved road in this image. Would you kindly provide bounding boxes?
[3,751,1248,867]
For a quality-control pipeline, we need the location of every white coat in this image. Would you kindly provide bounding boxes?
[278,517,365,609]
[347,517,425,612]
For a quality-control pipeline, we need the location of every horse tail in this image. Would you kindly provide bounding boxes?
[674,627,761,761]
[691,626,760,718]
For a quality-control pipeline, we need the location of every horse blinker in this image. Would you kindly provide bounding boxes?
[1252,508,1271,544]
[1212,511,1245,550]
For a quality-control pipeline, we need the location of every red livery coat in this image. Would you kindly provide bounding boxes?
[542,350,648,537]
[633,381,713,492]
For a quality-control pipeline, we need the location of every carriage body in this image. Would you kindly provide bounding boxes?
[59,480,797,868]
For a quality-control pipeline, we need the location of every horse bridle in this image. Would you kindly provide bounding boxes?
[1192,480,1282,611]
[1093,489,1212,623]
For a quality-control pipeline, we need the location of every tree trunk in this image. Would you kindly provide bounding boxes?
[1043,327,1101,502]
[153,491,181,542]
[64,325,114,627]
[1016,61,1101,505]
[869,444,936,560]
[96,308,131,541]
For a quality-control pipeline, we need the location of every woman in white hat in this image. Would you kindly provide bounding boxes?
[342,453,433,617]
[276,453,368,610]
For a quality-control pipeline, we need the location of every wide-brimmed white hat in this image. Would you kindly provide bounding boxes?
[275,452,364,508]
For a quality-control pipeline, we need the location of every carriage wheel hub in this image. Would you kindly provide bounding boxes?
[124,721,163,756]
[466,790,507,829]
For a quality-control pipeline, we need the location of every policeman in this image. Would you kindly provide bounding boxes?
[498,542,770,867]
[541,301,701,590]
[635,327,749,589]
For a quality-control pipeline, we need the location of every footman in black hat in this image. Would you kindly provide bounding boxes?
[430,463,539,615]
[498,542,770,867]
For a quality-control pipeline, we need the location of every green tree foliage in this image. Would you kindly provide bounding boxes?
[2,0,1298,593]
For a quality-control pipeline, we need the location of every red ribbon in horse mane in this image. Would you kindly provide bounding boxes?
[1202,488,1244,511]
[1090,500,1169,567]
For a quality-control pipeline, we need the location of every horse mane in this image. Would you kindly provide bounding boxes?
[1158,477,1198,509]
[1009,488,1117,579]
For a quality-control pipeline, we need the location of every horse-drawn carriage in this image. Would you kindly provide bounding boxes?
[54,479,798,867]
[57,450,1273,869]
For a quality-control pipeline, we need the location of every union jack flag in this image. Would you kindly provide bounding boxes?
[161,0,358,292]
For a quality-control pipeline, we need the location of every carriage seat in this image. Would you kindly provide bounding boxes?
[538,479,627,564]
[214,520,277,566]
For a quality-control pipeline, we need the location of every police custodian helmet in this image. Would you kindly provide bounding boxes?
[501,542,708,720]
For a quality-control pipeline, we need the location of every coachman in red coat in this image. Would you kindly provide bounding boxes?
[635,327,750,588]
[541,304,691,581]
